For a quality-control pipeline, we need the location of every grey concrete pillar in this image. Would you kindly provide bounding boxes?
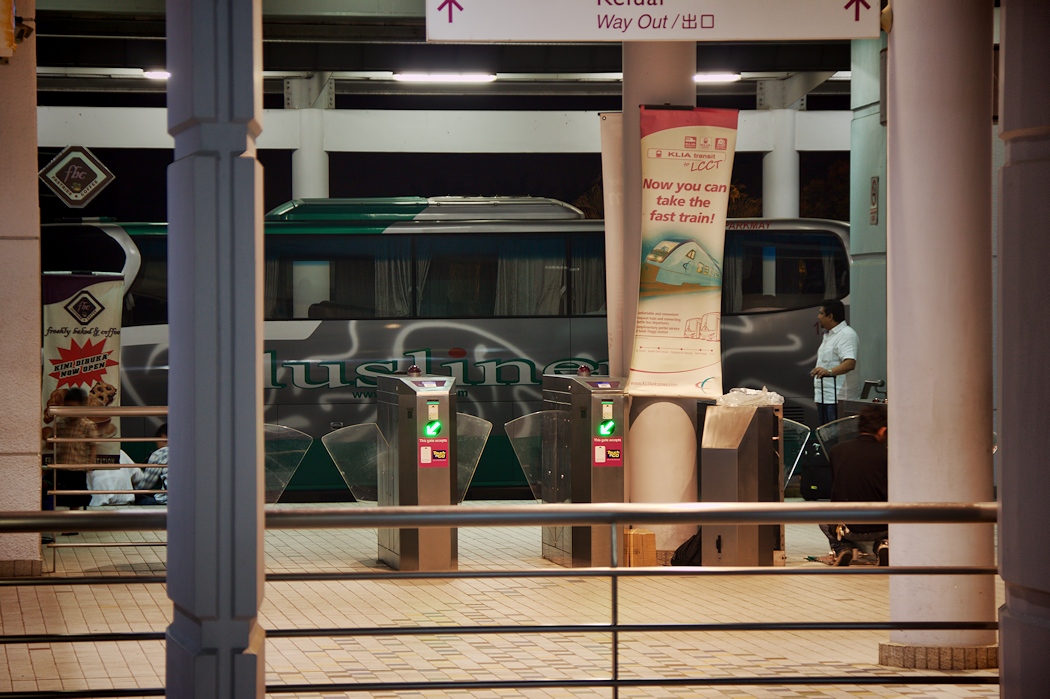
[761,108,800,219]
[998,0,1050,692]
[882,0,997,665]
[286,73,333,199]
[621,42,699,557]
[756,75,832,221]
[292,108,329,199]
[165,1,266,697]
[0,0,42,576]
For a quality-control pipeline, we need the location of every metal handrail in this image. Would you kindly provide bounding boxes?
[0,501,997,534]
[46,436,165,444]
[0,502,999,699]
[45,406,168,418]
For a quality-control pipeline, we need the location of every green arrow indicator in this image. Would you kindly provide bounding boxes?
[598,420,615,436]
[425,420,443,437]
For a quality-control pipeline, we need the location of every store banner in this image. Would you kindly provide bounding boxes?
[627,106,738,398]
[41,274,123,464]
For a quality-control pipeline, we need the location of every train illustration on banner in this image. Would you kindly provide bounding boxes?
[645,239,723,287]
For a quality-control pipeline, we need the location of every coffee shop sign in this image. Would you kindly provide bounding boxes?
[39,145,116,209]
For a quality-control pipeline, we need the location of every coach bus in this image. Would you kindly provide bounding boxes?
[41,196,849,499]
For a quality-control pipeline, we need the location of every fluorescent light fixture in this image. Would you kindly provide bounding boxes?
[694,73,741,83]
[830,71,852,81]
[392,72,496,83]
[143,70,171,80]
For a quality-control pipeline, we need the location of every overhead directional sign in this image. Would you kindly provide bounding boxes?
[427,0,879,43]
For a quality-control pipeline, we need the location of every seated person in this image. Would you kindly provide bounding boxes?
[819,404,889,566]
[133,424,169,505]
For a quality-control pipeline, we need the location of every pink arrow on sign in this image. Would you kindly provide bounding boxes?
[844,0,871,21]
[438,0,464,23]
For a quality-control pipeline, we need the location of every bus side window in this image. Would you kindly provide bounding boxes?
[418,233,571,318]
[493,236,566,317]
[265,235,412,320]
[723,230,849,315]
[125,235,169,326]
[417,236,498,318]
[570,233,606,316]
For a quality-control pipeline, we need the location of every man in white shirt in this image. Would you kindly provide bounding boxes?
[810,299,858,424]
[133,423,168,505]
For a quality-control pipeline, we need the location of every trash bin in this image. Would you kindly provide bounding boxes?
[699,404,784,566]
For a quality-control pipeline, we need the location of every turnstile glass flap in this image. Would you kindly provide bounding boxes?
[263,424,314,504]
[781,418,811,490]
[321,416,491,505]
[321,423,388,503]
[505,410,568,503]
[455,413,492,504]
[814,414,860,454]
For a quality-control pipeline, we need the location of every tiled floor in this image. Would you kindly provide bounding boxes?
[1,501,1002,698]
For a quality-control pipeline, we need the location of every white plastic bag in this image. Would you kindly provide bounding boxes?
[716,386,785,407]
[86,450,140,506]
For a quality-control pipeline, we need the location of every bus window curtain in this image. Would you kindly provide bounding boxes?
[375,239,418,318]
[571,236,606,315]
[494,238,565,316]
[722,236,743,313]
[822,250,839,300]
[264,257,282,318]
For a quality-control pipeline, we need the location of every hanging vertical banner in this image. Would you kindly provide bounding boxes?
[41,274,123,465]
[598,112,626,376]
[627,106,738,398]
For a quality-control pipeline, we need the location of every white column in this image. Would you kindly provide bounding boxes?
[292,107,329,199]
[885,0,996,655]
[165,1,266,697]
[761,108,800,218]
[0,0,41,573]
[998,0,1050,692]
[621,42,699,555]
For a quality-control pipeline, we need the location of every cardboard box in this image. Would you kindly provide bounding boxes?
[623,528,657,567]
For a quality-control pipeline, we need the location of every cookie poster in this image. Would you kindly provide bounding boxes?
[41,274,123,463]
[628,107,738,398]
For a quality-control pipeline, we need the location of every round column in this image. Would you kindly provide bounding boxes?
[883,0,996,664]
[292,107,329,199]
[621,42,699,556]
[762,108,800,218]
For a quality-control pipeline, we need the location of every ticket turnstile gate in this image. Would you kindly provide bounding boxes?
[377,373,457,571]
[541,374,627,567]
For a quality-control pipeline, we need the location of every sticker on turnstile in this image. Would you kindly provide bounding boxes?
[592,437,623,467]
[419,437,450,468]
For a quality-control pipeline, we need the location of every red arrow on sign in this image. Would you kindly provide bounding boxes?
[844,0,871,21]
[438,0,463,23]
